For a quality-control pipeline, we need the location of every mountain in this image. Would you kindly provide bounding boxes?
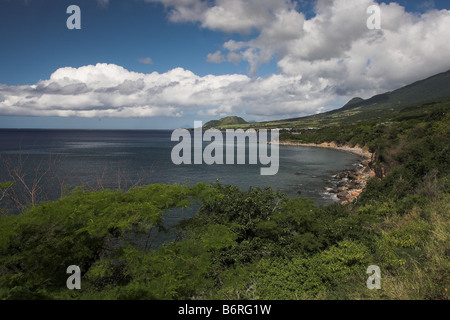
[209,70,450,130]
[203,116,248,130]
[274,70,450,128]
[337,70,450,112]
[342,97,365,109]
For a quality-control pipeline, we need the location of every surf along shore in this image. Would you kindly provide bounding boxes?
[271,141,376,205]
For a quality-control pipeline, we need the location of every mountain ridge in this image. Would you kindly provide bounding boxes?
[279,69,450,126]
[208,69,450,130]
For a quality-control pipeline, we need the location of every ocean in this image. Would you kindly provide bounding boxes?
[0,129,361,205]
[0,129,363,246]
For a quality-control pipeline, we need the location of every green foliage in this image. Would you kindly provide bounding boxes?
[0,183,211,299]
[0,93,449,300]
[213,70,450,131]
[251,240,370,299]
[203,116,248,130]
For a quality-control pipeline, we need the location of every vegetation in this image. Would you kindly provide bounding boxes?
[0,72,449,300]
[204,70,450,131]
[203,116,248,130]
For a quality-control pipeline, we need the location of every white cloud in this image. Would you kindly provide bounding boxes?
[201,0,282,34]
[0,63,337,120]
[149,0,450,97]
[206,51,225,63]
[144,0,207,23]
[3,0,450,123]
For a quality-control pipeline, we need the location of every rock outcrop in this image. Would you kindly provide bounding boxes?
[333,164,376,205]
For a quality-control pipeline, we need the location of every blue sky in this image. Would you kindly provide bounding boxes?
[1,0,450,129]
[0,0,241,84]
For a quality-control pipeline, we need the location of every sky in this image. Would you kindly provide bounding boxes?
[0,0,450,129]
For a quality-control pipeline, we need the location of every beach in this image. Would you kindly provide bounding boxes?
[273,141,376,204]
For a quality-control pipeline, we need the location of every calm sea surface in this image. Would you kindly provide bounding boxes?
[0,129,362,246]
[0,129,361,204]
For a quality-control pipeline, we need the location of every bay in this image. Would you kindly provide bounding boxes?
[0,129,362,247]
[0,129,361,204]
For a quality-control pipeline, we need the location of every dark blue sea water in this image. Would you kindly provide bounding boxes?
[0,129,361,205]
[0,129,363,246]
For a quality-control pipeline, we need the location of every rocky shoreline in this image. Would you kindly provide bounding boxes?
[274,141,376,204]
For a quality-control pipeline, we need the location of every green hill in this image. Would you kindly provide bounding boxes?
[274,70,449,128]
[203,116,248,130]
[281,69,450,126]
[213,70,450,130]
[326,69,450,115]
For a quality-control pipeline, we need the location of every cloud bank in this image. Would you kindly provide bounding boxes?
[0,63,332,119]
[1,0,450,121]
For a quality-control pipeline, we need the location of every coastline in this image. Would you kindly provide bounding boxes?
[271,140,372,159]
[272,140,376,205]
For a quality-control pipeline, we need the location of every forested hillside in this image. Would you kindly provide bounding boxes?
[1,97,448,300]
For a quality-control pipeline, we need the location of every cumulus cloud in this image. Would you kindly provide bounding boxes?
[3,0,450,122]
[206,51,225,63]
[0,63,336,120]
[149,0,450,95]
[144,0,207,23]
[276,1,450,94]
